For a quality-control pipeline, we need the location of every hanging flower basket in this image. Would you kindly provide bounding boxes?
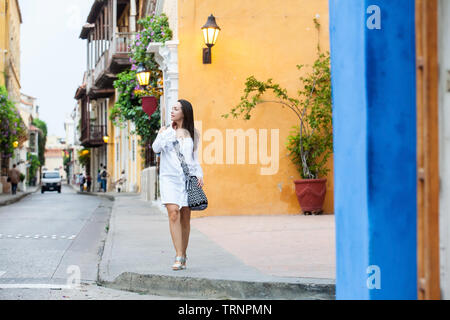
[142,96,158,118]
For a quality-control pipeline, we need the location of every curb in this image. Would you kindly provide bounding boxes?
[75,191,115,202]
[68,183,115,201]
[97,272,335,300]
[0,186,40,207]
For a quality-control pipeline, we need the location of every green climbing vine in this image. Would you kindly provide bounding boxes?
[109,13,172,147]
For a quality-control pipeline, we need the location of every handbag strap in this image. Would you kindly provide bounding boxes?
[172,140,195,191]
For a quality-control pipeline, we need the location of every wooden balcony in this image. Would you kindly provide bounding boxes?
[80,0,138,92]
[86,69,115,99]
[80,123,107,148]
[93,32,135,89]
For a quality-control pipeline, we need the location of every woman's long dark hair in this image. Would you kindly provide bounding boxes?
[178,99,199,151]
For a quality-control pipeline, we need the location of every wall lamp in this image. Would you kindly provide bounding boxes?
[135,63,158,118]
[201,14,221,64]
[136,63,151,88]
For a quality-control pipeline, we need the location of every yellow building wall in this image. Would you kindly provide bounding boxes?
[178,0,333,216]
[107,97,116,188]
[127,123,133,191]
[126,125,142,193]
[1,0,22,102]
[0,0,6,85]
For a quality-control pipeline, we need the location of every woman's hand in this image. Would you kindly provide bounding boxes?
[158,126,167,134]
[197,177,204,188]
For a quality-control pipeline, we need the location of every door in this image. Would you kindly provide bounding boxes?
[415,0,441,300]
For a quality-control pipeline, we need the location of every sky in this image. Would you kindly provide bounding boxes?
[20,0,94,137]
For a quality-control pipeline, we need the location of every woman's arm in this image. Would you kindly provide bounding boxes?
[151,126,173,153]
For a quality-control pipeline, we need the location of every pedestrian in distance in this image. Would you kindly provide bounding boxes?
[79,173,85,192]
[101,166,109,192]
[151,99,204,271]
[116,170,126,193]
[7,164,21,195]
[97,169,102,192]
[86,174,92,192]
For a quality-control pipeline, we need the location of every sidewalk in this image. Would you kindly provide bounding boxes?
[0,185,40,206]
[93,191,336,300]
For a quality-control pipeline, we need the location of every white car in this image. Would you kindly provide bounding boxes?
[41,171,62,193]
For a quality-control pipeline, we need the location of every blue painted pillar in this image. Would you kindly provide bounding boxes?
[329,0,417,299]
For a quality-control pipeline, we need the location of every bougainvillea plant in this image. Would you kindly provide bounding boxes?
[0,85,26,159]
[110,13,172,147]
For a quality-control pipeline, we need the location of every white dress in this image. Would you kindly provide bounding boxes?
[151,126,203,210]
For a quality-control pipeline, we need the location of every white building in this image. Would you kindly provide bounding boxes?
[44,135,67,180]
[10,93,41,191]
[64,104,83,185]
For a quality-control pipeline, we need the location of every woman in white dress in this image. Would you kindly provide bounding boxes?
[151,99,204,271]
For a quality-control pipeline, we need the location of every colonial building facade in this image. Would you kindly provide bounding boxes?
[150,0,333,217]
[74,0,158,193]
[0,0,25,192]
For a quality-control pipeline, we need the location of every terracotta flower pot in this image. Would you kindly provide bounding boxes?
[293,178,327,214]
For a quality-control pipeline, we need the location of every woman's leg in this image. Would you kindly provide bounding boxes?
[180,206,191,257]
[166,204,183,257]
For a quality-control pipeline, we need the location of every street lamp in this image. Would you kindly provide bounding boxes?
[135,63,158,119]
[136,63,151,87]
[201,14,221,64]
[103,135,110,144]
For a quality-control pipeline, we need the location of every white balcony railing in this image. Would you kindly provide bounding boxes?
[94,52,109,83]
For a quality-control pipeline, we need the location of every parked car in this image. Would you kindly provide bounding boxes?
[41,171,62,193]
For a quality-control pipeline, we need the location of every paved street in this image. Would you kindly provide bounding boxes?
[0,185,185,300]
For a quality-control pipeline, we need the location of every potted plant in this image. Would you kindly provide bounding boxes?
[18,173,26,192]
[222,19,332,215]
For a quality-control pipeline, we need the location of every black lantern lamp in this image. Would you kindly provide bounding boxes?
[201,14,220,64]
[136,63,151,87]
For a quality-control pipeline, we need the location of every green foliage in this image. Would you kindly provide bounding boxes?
[26,152,40,183]
[63,150,71,178]
[63,154,70,167]
[222,21,333,179]
[110,71,161,145]
[78,149,91,168]
[19,173,25,182]
[110,13,172,146]
[0,85,27,158]
[130,13,173,69]
[31,118,48,167]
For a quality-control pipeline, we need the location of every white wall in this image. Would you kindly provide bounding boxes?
[156,0,178,40]
[438,0,450,300]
